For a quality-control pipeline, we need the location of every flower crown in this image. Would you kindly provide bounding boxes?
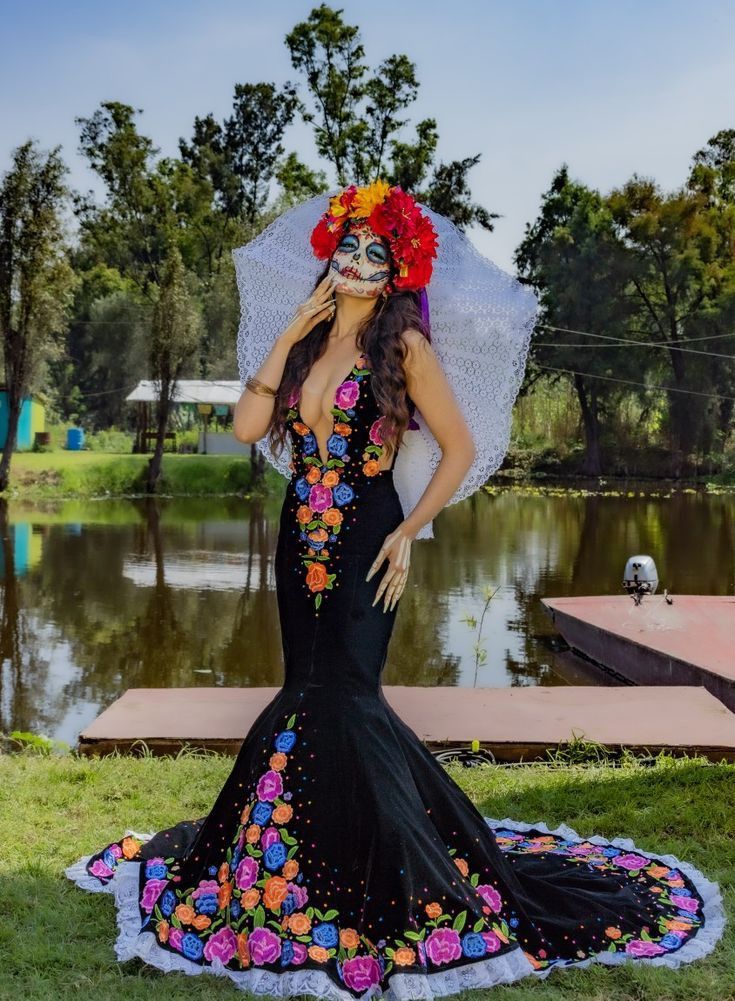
[309,179,438,292]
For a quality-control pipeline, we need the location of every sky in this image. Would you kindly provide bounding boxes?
[2,0,735,273]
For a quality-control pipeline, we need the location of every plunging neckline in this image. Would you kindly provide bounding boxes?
[296,350,366,467]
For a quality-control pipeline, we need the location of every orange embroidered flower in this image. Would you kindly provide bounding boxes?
[363,458,380,476]
[218,881,233,908]
[322,469,341,487]
[306,466,322,484]
[289,911,312,935]
[394,946,417,966]
[454,857,469,876]
[157,919,170,943]
[425,902,442,919]
[272,803,293,824]
[333,422,352,435]
[646,864,670,879]
[121,836,140,859]
[241,888,260,909]
[605,926,622,939]
[340,927,360,949]
[245,823,261,844]
[308,945,330,963]
[217,862,229,884]
[192,914,211,930]
[323,507,343,526]
[306,562,329,592]
[282,859,299,879]
[237,931,250,967]
[263,875,289,910]
[175,903,196,924]
[269,751,288,771]
[307,527,329,546]
[240,803,251,823]
[292,421,311,435]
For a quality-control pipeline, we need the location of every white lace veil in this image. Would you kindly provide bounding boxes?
[232,191,539,540]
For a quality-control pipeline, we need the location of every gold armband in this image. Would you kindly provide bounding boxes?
[245,377,277,398]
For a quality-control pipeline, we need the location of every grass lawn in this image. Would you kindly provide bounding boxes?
[0,747,731,1000]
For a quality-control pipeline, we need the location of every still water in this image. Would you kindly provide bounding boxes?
[2,484,733,746]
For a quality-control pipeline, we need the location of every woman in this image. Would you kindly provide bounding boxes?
[66,182,724,1000]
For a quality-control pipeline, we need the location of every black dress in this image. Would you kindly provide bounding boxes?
[66,351,725,999]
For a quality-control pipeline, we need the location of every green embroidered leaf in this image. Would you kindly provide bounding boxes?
[253,905,265,928]
[286,713,296,728]
[279,828,298,845]
[306,906,315,919]
[385,947,395,958]
[473,918,486,932]
[296,934,312,943]
[641,929,652,940]
[170,914,182,929]
[287,845,299,859]
[452,910,467,933]
[226,848,232,863]
[315,593,323,609]
[470,872,479,887]
[306,521,320,530]
[403,930,422,941]
[608,942,618,952]
[323,909,339,920]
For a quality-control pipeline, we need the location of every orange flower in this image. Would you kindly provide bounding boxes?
[246,824,261,844]
[322,469,341,487]
[240,803,251,824]
[605,926,622,939]
[218,881,233,909]
[282,859,299,879]
[425,902,442,919]
[157,919,170,943]
[666,919,694,931]
[363,459,380,476]
[121,836,141,859]
[306,562,329,592]
[269,751,288,771]
[306,466,322,484]
[308,945,330,963]
[308,528,329,545]
[241,888,260,910]
[292,421,311,436]
[393,946,416,966]
[192,914,211,930]
[523,951,544,969]
[217,862,229,884]
[175,904,197,924]
[646,865,670,879]
[263,875,289,911]
[237,931,250,967]
[272,803,293,824]
[323,508,343,526]
[334,422,352,435]
[454,857,469,877]
[289,911,312,935]
[340,928,360,949]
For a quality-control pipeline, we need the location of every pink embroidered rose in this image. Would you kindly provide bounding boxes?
[613,853,650,870]
[109,844,123,859]
[235,856,259,890]
[248,926,282,965]
[626,938,667,956]
[288,882,309,908]
[89,859,114,879]
[424,927,462,965]
[256,769,283,802]
[482,931,502,953]
[203,926,238,963]
[140,878,168,912]
[335,380,360,410]
[476,884,502,913]
[290,941,308,965]
[168,927,184,951]
[369,416,385,445]
[260,826,281,849]
[191,878,219,899]
[670,894,699,913]
[308,483,333,513]
[341,955,382,991]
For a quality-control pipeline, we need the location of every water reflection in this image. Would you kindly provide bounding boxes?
[1,486,733,744]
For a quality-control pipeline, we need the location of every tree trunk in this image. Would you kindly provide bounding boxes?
[574,374,603,476]
[146,396,170,494]
[0,393,22,493]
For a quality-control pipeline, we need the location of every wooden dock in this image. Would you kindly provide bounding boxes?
[77,684,735,762]
[542,594,735,711]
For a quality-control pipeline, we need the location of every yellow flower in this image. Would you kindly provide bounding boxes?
[328,194,349,217]
[350,179,391,219]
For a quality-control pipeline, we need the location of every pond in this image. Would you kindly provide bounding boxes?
[2,483,733,746]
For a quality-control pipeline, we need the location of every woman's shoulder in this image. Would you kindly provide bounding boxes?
[400,327,435,376]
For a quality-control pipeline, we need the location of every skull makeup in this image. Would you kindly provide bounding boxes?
[329,220,392,298]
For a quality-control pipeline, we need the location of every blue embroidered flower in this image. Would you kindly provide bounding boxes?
[144,859,169,879]
[181,932,204,960]
[461,931,487,958]
[332,482,354,506]
[294,477,310,502]
[208,865,218,875]
[264,841,288,871]
[660,932,683,950]
[327,433,348,457]
[281,939,294,966]
[103,849,117,868]
[160,888,177,917]
[230,899,241,919]
[275,729,297,753]
[282,892,297,915]
[252,801,273,825]
[302,434,317,455]
[195,891,219,915]
[313,922,339,948]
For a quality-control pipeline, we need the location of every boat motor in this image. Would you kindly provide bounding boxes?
[622,555,659,603]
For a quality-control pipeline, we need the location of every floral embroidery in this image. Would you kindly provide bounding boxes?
[286,353,387,611]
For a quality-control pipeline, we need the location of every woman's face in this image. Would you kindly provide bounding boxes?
[329,221,391,298]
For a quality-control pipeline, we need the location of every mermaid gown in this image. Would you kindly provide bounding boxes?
[66,352,725,999]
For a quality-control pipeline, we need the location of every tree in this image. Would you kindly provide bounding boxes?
[146,246,201,492]
[0,140,75,491]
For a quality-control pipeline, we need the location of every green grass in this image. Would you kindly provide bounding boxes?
[0,747,731,1000]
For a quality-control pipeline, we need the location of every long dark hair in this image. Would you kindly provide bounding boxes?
[268,258,430,465]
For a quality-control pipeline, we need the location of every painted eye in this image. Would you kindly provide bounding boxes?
[367,242,388,264]
[337,235,359,253]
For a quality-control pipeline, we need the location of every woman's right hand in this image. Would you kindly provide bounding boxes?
[281,274,336,346]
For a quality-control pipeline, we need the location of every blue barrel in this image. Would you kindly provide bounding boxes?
[66,427,85,450]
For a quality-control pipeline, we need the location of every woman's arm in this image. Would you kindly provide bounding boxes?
[233,333,294,444]
[399,328,476,539]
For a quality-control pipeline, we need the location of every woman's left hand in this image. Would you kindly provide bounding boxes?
[365,524,414,612]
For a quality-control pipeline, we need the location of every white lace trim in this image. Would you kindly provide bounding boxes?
[232,194,539,541]
[65,815,725,999]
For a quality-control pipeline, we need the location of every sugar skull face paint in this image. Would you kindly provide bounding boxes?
[329,221,392,298]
